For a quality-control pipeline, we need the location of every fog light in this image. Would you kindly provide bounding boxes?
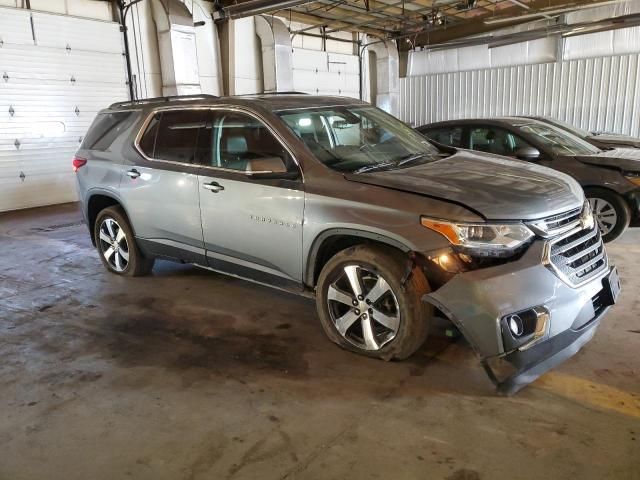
[507,314,524,337]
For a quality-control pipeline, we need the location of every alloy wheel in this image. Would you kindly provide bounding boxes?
[326,264,400,351]
[588,197,618,236]
[98,218,130,273]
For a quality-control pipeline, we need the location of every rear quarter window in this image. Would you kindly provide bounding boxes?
[81,111,135,151]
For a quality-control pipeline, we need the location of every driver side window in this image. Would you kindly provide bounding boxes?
[211,111,291,172]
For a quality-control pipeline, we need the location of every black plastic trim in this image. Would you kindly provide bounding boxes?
[304,228,412,286]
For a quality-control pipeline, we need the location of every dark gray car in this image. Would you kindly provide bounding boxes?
[75,94,620,394]
[418,117,640,242]
[526,116,640,150]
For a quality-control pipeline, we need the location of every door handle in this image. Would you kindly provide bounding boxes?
[203,181,224,193]
[126,169,141,179]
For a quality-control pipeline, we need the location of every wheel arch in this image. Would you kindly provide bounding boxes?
[85,191,133,246]
[305,228,412,287]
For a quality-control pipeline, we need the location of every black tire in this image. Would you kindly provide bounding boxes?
[94,206,154,276]
[315,244,432,361]
[585,188,630,243]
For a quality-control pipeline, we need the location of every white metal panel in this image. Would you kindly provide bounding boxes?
[400,53,640,137]
[292,48,360,98]
[562,1,640,60]
[408,37,557,75]
[0,7,33,45]
[32,11,123,53]
[0,6,127,212]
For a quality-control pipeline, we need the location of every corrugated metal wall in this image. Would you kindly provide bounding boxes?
[400,53,640,137]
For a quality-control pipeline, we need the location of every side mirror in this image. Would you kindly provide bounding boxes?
[515,146,541,161]
[245,157,299,180]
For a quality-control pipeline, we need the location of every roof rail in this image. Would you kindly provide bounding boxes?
[261,91,309,95]
[237,91,309,96]
[109,94,219,109]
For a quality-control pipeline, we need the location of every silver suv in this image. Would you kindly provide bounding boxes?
[75,94,620,394]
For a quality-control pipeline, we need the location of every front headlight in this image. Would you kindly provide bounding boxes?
[624,172,640,186]
[421,217,534,256]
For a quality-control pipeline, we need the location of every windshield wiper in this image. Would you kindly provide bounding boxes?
[396,153,427,166]
[352,161,396,174]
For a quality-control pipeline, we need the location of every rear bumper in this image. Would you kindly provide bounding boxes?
[422,240,615,394]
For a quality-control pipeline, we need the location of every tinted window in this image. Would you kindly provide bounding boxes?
[212,112,289,171]
[423,127,463,147]
[469,126,533,156]
[194,114,214,165]
[138,113,160,157]
[82,112,134,151]
[153,110,206,163]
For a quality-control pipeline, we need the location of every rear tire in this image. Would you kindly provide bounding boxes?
[94,206,154,277]
[585,188,630,243]
[315,244,432,361]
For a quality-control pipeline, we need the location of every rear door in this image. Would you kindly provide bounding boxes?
[118,108,206,263]
[196,109,305,287]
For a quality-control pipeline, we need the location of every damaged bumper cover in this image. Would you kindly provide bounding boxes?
[422,240,618,395]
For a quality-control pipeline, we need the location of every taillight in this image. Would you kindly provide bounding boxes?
[72,156,87,172]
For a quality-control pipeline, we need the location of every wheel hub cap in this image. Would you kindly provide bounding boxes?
[588,197,617,236]
[326,265,400,351]
[98,217,130,273]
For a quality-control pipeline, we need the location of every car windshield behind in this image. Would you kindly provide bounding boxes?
[518,122,601,156]
[277,105,441,173]
[542,117,591,138]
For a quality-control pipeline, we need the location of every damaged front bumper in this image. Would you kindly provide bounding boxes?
[422,240,619,395]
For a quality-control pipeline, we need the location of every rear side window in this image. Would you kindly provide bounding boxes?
[423,127,464,147]
[81,111,135,151]
[469,126,534,156]
[138,110,206,163]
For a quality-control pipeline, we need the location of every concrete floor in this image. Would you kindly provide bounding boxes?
[0,203,638,480]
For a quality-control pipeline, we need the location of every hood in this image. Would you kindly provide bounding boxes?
[344,150,584,221]
[576,147,640,172]
[588,133,640,149]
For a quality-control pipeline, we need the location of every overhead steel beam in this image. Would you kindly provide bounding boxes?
[405,0,620,48]
[404,11,640,52]
[483,0,621,23]
[213,0,318,20]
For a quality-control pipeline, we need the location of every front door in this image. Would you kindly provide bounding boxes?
[196,109,305,286]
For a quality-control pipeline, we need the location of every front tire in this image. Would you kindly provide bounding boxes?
[94,206,154,276]
[315,244,432,361]
[585,188,630,243]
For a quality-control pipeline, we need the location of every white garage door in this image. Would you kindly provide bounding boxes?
[0,7,128,212]
[292,48,360,99]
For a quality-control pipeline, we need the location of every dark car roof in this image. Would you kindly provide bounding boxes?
[418,117,548,130]
[107,93,366,113]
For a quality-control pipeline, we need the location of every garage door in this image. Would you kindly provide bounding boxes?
[292,48,360,98]
[0,7,128,212]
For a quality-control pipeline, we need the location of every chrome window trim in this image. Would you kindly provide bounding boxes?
[132,104,304,179]
[542,225,609,288]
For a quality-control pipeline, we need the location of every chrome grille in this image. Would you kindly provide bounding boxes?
[529,206,583,237]
[547,226,608,286]
[544,208,582,232]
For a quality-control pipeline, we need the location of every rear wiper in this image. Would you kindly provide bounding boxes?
[352,161,396,174]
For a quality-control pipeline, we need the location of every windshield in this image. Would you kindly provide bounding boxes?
[541,117,591,138]
[277,105,441,173]
[518,123,601,156]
